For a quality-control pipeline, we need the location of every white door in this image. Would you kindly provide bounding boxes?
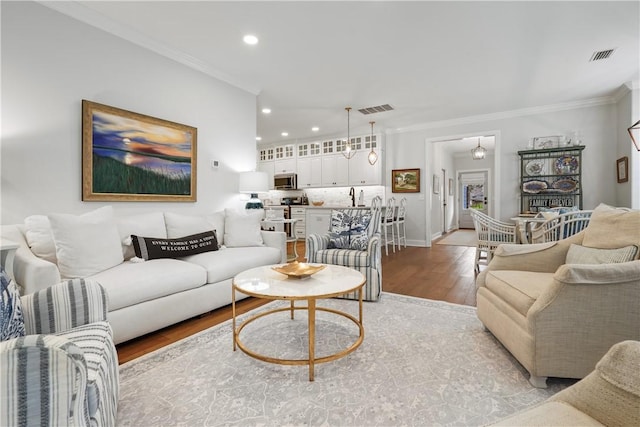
[458,171,488,228]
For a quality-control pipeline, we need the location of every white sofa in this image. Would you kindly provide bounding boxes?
[1,207,286,344]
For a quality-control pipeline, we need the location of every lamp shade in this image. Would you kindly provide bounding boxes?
[239,171,268,194]
[239,171,268,209]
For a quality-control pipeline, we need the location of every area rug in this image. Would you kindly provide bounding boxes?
[436,230,478,247]
[117,293,573,426]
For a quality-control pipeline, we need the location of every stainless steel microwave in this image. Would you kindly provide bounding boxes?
[274,173,297,190]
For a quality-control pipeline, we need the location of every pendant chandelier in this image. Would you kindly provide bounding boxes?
[471,137,487,160]
[367,121,378,165]
[342,107,357,160]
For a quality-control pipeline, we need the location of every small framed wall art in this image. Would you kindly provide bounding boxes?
[432,174,440,194]
[392,168,420,193]
[617,156,629,183]
[82,100,197,202]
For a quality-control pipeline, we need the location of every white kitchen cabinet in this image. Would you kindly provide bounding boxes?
[298,142,321,158]
[348,152,381,186]
[321,154,349,187]
[273,158,296,174]
[291,207,307,238]
[275,144,295,160]
[297,157,322,188]
[257,161,275,190]
[258,147,274,162]
[305,208,331,236]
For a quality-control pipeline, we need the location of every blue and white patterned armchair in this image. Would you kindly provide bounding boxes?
[306,207,382,301]
[0,278,119,426]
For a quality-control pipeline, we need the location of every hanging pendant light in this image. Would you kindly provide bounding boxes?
[367,121,378,165]
[342,107,356,160]
[471,137,487,160]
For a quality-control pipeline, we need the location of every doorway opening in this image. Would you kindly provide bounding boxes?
[458,171,489,229]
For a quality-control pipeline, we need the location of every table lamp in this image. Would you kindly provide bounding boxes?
[239,171,268,209]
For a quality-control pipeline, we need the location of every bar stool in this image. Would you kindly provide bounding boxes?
[371,196,382,210]
[395,197,407,249]
[382,197,396,255]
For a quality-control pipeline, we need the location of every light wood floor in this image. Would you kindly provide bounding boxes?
[116,231,478,364]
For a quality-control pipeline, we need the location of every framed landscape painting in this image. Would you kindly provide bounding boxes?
[392,168,420,193]
[82,100,197,201]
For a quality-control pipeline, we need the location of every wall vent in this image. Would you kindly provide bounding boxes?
[589,49,615,62]
[358,104,394,115]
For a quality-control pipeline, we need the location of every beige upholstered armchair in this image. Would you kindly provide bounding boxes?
[476,204,640,388]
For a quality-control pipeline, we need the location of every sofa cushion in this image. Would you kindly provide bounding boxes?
[582,204,640,257]
[24,215,57,264]
[132,231,218,260]
[184,246,281,284]
[0,268,25,341]
[48,206,124,279]
[484,270,555,316]
[566,244,638,265]
[328,210,372,250]
[316,248,371,268]
[117,212,167,260]
[224,209,263,247]
[88,259,206,311]
[164,212,221,240]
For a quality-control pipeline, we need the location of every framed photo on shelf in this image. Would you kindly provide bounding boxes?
[82,100,197,202]
[391,168,420,193]
[532,135,562,150]
[617,156,629,183]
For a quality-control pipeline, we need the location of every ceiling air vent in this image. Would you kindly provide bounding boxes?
[358,104,394,115]
[589,49,615,62]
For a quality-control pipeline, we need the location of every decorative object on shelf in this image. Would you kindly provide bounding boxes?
[271,262,326,279]
[533,135,561,150]
[471,137,486,160]
[522,180,549,194]
[392,169,421,193]
[342,107,356,160]
[239,171,268,209]
[367,121,378,165]
[311,201,324,206]
[391,169,420,193]
[525,160,545,176]
[554,155,579,174]
[82,100,197,202]
[617,156,629,183]
[628,119,640,151]
[551,177,578,193]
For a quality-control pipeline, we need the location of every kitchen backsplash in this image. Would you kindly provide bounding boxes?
[263,186,386,207]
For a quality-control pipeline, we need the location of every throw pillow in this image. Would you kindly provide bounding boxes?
[582,204,640,257]
[224,209,264,247]
[48,206,124,279]
[0,267,25,341]
[164,212,218,239]
[24,215,57,264]
[328,210,353,249]
[117,212,167,260]
[566,244,638,265]
[132,230,218,260]
[349,211,372,251]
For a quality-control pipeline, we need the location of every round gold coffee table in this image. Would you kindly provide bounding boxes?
[232,263,365,381]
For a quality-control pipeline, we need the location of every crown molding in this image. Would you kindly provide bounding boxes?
[38,1,262,96]
[388,96,616,135]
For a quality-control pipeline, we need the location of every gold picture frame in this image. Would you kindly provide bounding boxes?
[392,168,420,193]
[82,100,197,202]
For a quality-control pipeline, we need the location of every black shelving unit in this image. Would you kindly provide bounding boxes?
[518,146,585,214]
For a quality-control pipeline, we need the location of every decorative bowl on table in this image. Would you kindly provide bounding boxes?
[271,262,326,279]
[311,201,324,206]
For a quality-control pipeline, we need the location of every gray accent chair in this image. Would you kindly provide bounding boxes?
[0,279,118,426]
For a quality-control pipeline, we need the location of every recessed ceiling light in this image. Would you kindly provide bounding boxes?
[243,34,258,45]
[281,132,289,137]
[261,108,271,114]
[256,136,262,141]
[311,127,319,132]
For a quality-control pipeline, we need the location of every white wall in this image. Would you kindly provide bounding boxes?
[1,1,257,224]
[616,87,640,209]
[386,102,618,246]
